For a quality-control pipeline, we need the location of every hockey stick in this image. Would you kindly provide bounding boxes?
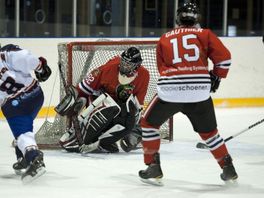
[58,62,84,146]
[196,118,264,149]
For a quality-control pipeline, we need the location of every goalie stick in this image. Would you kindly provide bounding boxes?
[58,62,84,146]
[196,118,264,149]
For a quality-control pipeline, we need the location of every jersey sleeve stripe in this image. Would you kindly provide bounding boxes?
[79,81,94,95]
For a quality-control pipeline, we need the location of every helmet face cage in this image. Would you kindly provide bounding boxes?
[120,47,142,76]
[176,2,199,26]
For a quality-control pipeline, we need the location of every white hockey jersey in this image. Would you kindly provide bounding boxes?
[0,49,41,106]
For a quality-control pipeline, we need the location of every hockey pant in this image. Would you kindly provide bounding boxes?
[1,84,44,156]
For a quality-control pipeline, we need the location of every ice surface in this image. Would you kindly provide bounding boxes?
[0,108,264,198]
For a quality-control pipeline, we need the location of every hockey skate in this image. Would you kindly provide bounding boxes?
[138,153,163,186]
[13,145,28,175]
[13,157,28,175]
[21,150,46,184]
[220,154,238,182]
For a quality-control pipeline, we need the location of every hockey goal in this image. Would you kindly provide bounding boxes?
[36,40,173,149]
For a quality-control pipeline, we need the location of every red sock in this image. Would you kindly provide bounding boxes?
[199,129,229,168]
[142,139,160,164]
[141,117,161,164]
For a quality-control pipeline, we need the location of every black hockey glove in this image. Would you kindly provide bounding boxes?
[35,57,52,82]
[124,97,139,130]
[209,70,221,93]
[116,84,134,102]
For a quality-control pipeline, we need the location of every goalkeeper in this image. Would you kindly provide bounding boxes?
[56,47,149,153]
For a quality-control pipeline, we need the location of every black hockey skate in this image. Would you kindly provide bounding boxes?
[21,150,46,184]
[13,145,28,175]
[220,154,238,182]
[138,153,163,186]
[13,157,28,175]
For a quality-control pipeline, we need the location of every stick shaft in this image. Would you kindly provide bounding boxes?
[196,118,264,149]
[224,118,264,142]
[58,63,84,145]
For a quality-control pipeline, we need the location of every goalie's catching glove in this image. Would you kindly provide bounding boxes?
[209,70,221,93]
[35,57,52,82]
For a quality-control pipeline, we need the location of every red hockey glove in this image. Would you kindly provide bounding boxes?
[35,57,52,82]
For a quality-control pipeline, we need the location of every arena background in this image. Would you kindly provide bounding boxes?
[0,36,263,119]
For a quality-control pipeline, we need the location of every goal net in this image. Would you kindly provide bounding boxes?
[36,40,173,149]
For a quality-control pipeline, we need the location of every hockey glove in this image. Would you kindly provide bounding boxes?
[116,84,134,102]
[55,85,87,116]
[209,70,221,93]
[35,57,52,82]
[123,96,139,131]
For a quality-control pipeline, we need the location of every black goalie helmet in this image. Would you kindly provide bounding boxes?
[176,2,199,26]
[120,47,143,76]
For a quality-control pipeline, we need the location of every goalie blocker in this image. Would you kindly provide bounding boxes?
[57,90,142,153]
[55,85,87,117]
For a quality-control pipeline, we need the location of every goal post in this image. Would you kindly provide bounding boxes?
[35,40,173,149]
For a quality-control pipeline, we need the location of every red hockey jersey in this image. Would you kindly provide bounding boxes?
[77,56,150,105]
[156,27,231,103]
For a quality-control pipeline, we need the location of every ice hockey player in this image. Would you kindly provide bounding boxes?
[56,47,149,153]
[138,2,238,185]
[0,44,51,183]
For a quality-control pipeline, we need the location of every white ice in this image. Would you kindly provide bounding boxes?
[0,107,264,198]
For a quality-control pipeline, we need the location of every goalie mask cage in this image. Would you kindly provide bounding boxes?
[36,40,173,149]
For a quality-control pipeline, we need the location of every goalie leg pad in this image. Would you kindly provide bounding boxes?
[80,124,125,153]
[79,93,120,120]
[120,125,142,152]
[81,105,121,145]
[94,95,142,149]
[59,128,80,152]
[99,124,131,147]
[76,93,121,145]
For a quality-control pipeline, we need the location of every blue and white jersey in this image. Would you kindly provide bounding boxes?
[0,49,41,106]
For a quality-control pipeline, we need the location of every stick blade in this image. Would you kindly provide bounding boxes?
[196,142,209,149]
